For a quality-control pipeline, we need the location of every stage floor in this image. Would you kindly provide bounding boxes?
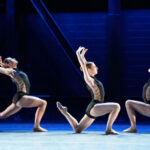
[0,123,149,150]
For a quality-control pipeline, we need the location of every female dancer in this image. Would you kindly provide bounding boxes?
[124,69,150,133]
[0,56,47,132]
[56,46,120,135]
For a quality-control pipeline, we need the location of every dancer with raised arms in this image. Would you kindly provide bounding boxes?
[57,46,120,135]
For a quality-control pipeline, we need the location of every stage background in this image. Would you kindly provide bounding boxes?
[0,0,150,123]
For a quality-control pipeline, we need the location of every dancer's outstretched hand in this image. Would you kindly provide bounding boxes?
[76,46,84,54]
[81,48,88,57]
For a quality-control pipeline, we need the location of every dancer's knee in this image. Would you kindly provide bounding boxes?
[39,100,47,107]
[75,126,82,133]
[114,103,121,112]
[43,100,47,107]
[125,100,133,108]
[75,128,82,133]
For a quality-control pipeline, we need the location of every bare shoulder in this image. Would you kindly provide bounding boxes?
[6,68,15,74]
[84,76,95,87]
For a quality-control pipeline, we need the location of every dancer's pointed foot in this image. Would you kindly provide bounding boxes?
[105,129,119,135]
[123,127,137,133]
[56,101,68,115]
[33,126,48,132]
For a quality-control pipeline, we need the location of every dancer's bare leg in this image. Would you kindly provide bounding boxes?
[124,100,150,133]
[0,103,21,119]
[17,96,47,132]
[56,102,95,133]
[90,103,120,135]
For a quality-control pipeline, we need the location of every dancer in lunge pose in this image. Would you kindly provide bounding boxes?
[57,46,120,135]
[0,56,47,132]
[124,69,150,133]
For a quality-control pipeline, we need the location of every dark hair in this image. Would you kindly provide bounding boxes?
[3,57,18,68]
[3,57,13,64]
[80,62,94,72]
[86,62,94,69]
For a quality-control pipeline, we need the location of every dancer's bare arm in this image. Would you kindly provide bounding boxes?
[0,56,14,75]
[76,47,94,86]
[80,47,88,64]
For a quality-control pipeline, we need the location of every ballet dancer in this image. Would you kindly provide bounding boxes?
[0,56,47,132]
[56,46,120,135]
[124,68,150,133]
